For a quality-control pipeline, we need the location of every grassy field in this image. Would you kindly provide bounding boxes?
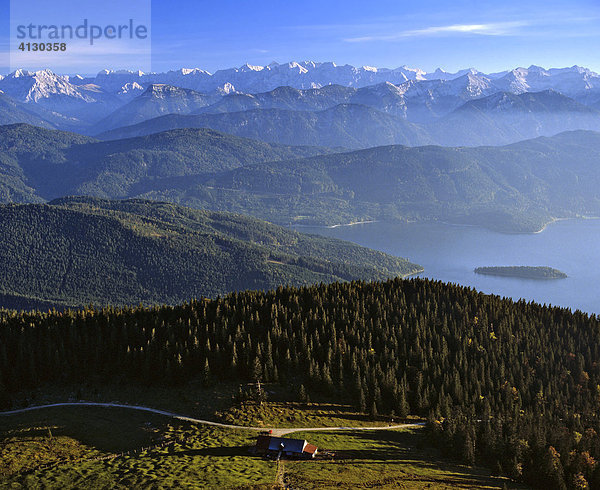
[0,385,528,488]
[283,428,527,489]
[215,401,397,429]
[0,406,275,488]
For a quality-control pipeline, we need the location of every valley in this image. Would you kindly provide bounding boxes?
[3,124,600,234]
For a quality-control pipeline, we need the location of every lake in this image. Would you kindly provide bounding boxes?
[299,219,600,315]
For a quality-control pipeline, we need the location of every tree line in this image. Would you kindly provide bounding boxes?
[1,277,600,488]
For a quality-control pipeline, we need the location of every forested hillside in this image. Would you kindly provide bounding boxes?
[0,197,420,309]
[98,104,433,149]
[0,94,56,129]
[5,124,600,231]
[0,124,331,201]
[1,277,600,488]
[183,130,600,231]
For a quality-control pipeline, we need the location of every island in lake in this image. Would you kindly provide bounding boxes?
[474,266,567,280]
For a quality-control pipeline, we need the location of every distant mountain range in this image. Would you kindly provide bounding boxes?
[1,63,600,148]
[4,124,600,233]
[428,89,600,146]
[98,88,600,148]
[98,104,434,148]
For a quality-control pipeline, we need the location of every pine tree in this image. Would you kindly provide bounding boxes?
[201,358,211,387]
[369,401,378,421]
[462,432,475,466]
[298,384,308,403]
[358,387,366,413]
[398,386,409,418]
[251,357,262,382]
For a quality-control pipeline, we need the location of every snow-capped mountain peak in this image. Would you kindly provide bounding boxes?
[2,62,600,127]
[117,82,145,100]
[240,63,265,72]
[392,65,426,80]
[215,82,237,95]
[0,68,90,103]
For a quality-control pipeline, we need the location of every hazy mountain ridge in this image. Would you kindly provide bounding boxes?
[3,124,600,232]
[99,89,600,148]
[192,133,600,231]
[429,89,600,146]
[0,124,333,202]
[99,104,433,148]
[0,92,55,129]
[91,84,220,134]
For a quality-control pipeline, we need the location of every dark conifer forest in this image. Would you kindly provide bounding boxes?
[0,197,420,309]
[1,277,599,488]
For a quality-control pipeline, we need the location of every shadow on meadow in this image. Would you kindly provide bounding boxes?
[161,445,251,458]
[287,429,518,488]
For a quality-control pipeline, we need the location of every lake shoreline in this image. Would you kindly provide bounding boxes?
[294,220,380,229]
[402,268,425,279]
[534,216,600,234]
[296,217,600,315]
[295,215,600,237]
[327,220,379,229]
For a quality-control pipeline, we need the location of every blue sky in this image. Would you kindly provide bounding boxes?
[1,0,600,74]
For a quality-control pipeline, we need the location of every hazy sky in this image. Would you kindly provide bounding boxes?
[1,0,600,74]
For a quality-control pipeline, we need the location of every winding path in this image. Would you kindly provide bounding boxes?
[0,401,425,436]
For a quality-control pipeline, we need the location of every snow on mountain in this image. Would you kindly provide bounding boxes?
[494,67,536,94]
[0,69,93,103]
[89,69,150,93]
[117,82,146,100]
[0,69,124,125]
[424,68,486,81]
[152,68,212,92]
[391,65,426,80]
[391,73,497,122]
[493,65,600,97]
[5,63,599,102]
[425,68,454,81]
[3,63,600,133]
[239,63,266,72]
[69,61,418,94]
[68,74,86,85]
[215,82,237,95]
[404,72,494,98]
